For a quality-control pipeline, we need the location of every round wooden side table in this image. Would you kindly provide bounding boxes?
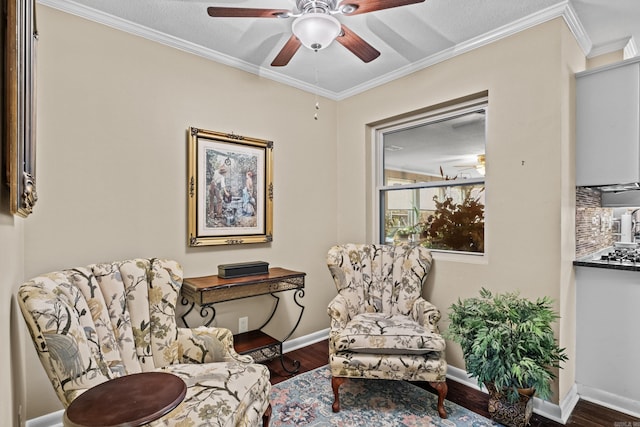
[64,372,187,427]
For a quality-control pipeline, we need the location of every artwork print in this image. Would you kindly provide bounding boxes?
[188,128,273,246]
[204,141,262,229]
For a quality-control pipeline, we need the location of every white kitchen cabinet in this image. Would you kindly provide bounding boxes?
[576,57,640,187]
[575,266,640,417]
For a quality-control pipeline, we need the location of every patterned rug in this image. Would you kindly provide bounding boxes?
[270,366,502,426]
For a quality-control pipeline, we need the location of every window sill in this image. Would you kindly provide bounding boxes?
[431,250,487,264]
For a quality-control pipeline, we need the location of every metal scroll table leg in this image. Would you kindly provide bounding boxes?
[180,297,216,328]
[277,289,305,374]
[180,297,195,328]
[257,293,281,331]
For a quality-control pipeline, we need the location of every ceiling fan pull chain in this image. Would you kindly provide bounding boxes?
[313,55,320,120]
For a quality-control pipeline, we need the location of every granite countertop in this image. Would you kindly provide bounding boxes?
[574,247,640,271]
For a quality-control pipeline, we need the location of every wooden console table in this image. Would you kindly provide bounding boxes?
[64,372,186,427]
[180,267,306,373]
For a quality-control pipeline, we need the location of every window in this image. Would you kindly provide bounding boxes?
[375,100,487,254]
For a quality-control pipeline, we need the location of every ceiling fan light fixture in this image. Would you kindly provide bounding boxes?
[292,14,341,51]
[476,154,486,176]
[339,4,358,14]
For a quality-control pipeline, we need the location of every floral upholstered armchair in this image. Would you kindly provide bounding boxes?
[327,244,448,418]
[18,258,271,426]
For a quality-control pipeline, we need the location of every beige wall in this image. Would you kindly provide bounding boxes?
[9,5,587,422]
[587,50,625,69]
[558,23,585,403]
[19,5,339,418]
[0,216,25,425]
[336,18,584,403]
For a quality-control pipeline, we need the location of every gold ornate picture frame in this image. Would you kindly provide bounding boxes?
[4,0,38,217]
[187,127,273,246]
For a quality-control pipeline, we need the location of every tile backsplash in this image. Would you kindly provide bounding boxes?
[576,187,614,258]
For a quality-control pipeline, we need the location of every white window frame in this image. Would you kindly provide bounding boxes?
[372,98,488,262]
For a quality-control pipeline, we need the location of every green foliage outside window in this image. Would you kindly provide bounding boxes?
[421,185,484,253]
[387,184,484,253]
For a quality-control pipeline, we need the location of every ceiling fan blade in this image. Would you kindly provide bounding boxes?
[271,35,302,67]
[338,0,425,16]
[336,25,381,63]
[207,7,291,18]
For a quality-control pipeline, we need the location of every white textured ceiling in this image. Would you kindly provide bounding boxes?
[38,0,640,99]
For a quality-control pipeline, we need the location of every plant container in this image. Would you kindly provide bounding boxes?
[485,383,534,427]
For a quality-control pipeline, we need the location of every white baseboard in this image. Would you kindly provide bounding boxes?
[446,365,579,424]
[25,410,63,427]
[26,329,634,427]
[446,364,485,392]
[577,383,640,419]
[282,328,329,353]
[559,384,580,424]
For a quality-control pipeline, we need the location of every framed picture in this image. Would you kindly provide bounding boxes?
[187,127,273,246]
[4,0,38,217]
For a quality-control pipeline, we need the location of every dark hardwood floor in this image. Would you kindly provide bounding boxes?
[265,339,639,427]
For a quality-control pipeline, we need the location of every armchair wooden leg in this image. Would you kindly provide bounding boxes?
[331,376,346,413]
[262,403,272,427]
[429,381,448,419]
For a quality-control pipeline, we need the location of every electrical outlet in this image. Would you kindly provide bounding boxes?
[238,316,249,333]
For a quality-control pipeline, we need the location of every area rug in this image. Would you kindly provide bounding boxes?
[270,366,502,426]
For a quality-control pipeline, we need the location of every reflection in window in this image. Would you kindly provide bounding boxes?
[377,102,486,254]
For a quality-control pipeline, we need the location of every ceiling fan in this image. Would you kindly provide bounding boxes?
[207,0,426,67]
[454,154,486,176]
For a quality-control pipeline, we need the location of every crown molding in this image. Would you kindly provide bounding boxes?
[624,38,639,59]
[560,0,592,55]
[587,36,636,59]
[336,1,592,100]
[38,0,594,101]
[36,0,337,99]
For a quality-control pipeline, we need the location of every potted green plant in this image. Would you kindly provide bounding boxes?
[446,288,568,427]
